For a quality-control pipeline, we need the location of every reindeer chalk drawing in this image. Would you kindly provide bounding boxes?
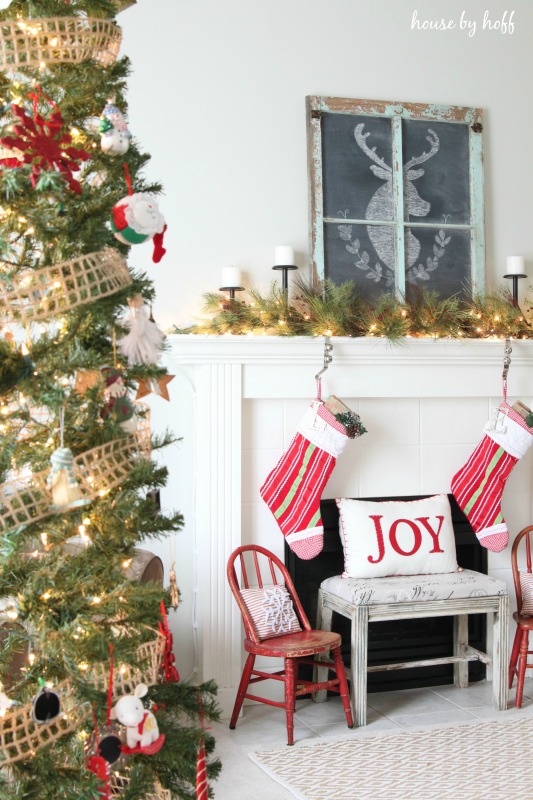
[338,123,452,287]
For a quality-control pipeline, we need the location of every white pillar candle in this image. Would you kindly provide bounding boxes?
[221,266,241,287]
[506,256,525,275]
[274,245,294,266]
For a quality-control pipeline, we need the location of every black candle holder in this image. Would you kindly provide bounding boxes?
[272,264,298,292]
[503,273,527,307]
[219,285,244,301]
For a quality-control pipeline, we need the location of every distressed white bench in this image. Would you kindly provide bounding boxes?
[315,569,509,727]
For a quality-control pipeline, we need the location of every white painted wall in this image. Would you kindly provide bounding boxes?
[116,0,533,681]
[120,0,533,330]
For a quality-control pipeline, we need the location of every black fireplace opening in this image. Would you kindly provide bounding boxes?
[285,494,488,693]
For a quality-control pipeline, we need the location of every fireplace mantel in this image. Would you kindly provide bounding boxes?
[167,335,533,716]
[170,335,533,397]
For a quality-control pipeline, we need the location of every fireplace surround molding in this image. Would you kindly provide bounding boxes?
[168,334,533,716]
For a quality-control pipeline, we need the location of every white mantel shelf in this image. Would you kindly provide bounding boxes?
[169,335,533,398]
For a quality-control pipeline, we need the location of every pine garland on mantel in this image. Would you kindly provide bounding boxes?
[173,280,533,341]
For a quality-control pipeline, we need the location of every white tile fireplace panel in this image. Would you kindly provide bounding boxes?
[243,398,284,451]
[502,452,532,493]
[321,444,362,499]
[242,448,282,504]
[357,444,421,496]
[358,397,421,446]
[169,336,533,716]
[420,444,471,494]
[241,501,284,560]
[420,397,491,444]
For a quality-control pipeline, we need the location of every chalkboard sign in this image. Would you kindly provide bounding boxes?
[307,97,485,302]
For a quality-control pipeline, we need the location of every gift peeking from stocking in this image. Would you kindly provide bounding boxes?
[260,384,366,560]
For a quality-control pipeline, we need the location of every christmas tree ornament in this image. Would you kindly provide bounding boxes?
[0,89,92,193]
[85,752,112,800]
[158,601,179,683]
[169,563,179,611]
[260,381,366,559]
[101,366,138,434]
[48,445,91,511]
[135,374,174,402]
[86,644,124,800]
[196,694,209,800]
[118,296,166,366]
[99,101,131,156]
[1,431,153,536]
[74,369,102,395]
[94,727,123,765]
[32,681,61,724]
[111,684,165,755]
[111,193,167,263]
[47,406,91,511]
[196,738,208,800]
[451,350,533,552]
[110,165,167,262]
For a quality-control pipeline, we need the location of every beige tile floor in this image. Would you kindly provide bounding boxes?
[211,678,533,799]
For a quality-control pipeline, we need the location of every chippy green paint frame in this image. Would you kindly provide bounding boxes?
[306,96,485,299]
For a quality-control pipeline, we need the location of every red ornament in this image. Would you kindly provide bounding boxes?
[158,601,180,683]
[196,694,209,800]
[196,739,208,800]
[0,89,91,193]
[86,754,111,800]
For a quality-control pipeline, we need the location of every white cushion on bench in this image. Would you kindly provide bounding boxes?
[321,569,507,606]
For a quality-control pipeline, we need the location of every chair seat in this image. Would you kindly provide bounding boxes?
[321,568,507,606]
[245,629,342,658]
[512,610,533,627]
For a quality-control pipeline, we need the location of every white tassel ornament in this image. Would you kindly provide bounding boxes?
[118,298,165,366]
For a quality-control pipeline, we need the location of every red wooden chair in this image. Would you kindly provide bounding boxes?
[509,525,533,707]
[227,545,353,745]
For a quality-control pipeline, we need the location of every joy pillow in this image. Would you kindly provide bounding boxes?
[336,494,458,579]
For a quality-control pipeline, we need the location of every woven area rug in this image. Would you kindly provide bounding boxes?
[249,716,533,800]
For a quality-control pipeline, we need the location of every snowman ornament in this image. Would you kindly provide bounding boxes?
[110,193,167,263]
[99,102,131,156]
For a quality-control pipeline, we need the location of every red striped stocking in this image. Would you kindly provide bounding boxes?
[451,401,533,552]
[260,394,352,560]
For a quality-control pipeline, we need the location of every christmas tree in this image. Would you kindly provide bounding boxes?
[0,2,220,798]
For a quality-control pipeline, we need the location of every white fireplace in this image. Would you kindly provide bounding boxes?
[164,335,533,716]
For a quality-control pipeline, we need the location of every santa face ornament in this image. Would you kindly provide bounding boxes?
[110,193,167,263]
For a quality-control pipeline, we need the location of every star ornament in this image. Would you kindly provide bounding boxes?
[0,93,91,193]
[135,374,174,401]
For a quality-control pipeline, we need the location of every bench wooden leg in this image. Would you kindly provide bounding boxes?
[313,589,332,703]
[351,605,368,727]
[493,594,509,711]
[453,614,469,688]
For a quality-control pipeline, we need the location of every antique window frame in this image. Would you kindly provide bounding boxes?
[306,96,485,299]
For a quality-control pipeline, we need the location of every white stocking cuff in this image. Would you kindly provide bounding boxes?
[286,526,323,545]
[477,522,507,541]
[298,402,348,458]
[484,408,533,459]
